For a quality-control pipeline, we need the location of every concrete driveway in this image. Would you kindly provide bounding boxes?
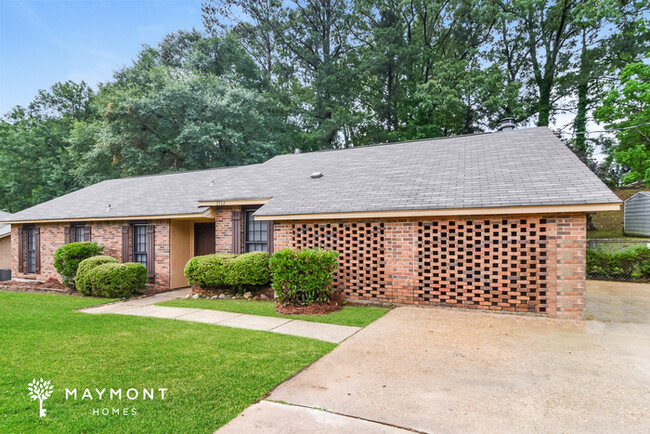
[220,281,650,433]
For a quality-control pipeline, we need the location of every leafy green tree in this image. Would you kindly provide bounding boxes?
[594,62,650,184]
[0,81,95,211]
[495,0,599,126]
[561,0,648,159]
[203,0,362,149]
[86,67,286,178]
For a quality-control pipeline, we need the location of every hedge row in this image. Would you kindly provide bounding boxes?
[53,242,105,289]
[184,251,270,293]
[586,245,650,281]
[76,255,147,297]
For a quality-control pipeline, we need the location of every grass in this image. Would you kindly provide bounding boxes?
[158,298,390,327]
[0,291,334,433]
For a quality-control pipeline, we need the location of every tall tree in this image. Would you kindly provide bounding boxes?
[594,62,650,184]
[203,0,361,148]
[495,0,596,126]
[0,81,95,212]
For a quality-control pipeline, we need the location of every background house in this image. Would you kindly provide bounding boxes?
[624,192,650,237]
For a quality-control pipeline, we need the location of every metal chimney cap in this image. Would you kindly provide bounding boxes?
[498,118,516,131]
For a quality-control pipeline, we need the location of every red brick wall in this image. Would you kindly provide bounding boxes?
[214,206,245,254]
[274,213,587,319]
[11,220,171,291]
[215,206,236,253]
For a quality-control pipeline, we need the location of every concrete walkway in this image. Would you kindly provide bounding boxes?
[81,289,360,343]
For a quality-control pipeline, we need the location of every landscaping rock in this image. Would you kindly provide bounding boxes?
[260,294,269,300]
[192,294,199,299]
[218,294,226,299]
[210,295,218,300]
[243,292,252,300]
[224,295,232,300]
[186,294,191,299]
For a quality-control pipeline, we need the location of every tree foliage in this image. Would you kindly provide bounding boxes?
[595,62,650,184]
[0,0,648,212]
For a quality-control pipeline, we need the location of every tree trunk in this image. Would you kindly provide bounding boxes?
[537,80,552,126]
[573,29,589,154]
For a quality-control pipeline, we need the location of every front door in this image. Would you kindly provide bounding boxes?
[194,223,215,256]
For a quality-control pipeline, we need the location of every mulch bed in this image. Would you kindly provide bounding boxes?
[0,277,76,294]
[275,291,345,315]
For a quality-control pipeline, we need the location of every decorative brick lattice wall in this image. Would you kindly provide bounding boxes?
[290,222,389,301]
[274,213,587,319]
[415,218,548,313]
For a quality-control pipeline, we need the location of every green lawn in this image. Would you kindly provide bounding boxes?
[158,298,390,327]
[0,291,334,433]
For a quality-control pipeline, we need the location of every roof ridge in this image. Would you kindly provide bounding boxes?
[92,162,266,184]
[266,127,551,161]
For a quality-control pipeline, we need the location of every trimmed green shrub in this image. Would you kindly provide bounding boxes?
[586,245,650,281]
[86,262,148,298]
[226,252,271,292]
[184,254,236,289]
[53,242,104,289]
[269,248,340,306]
[76,255,120,295]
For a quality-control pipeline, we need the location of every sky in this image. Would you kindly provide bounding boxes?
[0,0,205,114]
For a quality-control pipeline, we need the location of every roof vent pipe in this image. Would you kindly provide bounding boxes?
[497,118,516,131]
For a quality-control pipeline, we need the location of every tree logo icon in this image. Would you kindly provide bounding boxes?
[28,378,53,417]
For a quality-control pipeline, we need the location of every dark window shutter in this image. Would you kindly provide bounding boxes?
[18,227,24,273]
[146,225,155,283]
[231,211,242,254]
[266,221,274,254]
[121,226,129,262]
[84,226,92,242]
[64,227,71,244]
[34,227,41,274]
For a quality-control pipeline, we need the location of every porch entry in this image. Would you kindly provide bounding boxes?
[194,223,215,256]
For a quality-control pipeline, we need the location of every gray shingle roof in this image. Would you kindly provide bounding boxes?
[251,127,620,215]
[3,127,620,222]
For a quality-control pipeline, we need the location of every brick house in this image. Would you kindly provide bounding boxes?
[1,127,620,319]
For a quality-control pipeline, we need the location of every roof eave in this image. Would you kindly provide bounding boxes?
[197,198,272,207]
[1,210,212,225]
[253,202,622,221]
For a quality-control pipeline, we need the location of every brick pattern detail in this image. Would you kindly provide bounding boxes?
[215,206,241,254]
[415,218,548,313]
[10,221,171,291]
[274,213,587,319]
[291,222,388,300]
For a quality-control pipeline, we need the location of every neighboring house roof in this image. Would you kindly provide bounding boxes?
[2,127,621,223]
[625,192,650,202]
[0,211,11,238]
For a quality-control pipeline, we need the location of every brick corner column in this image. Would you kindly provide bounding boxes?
[548,213,587,320]
[384,220,416,304]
